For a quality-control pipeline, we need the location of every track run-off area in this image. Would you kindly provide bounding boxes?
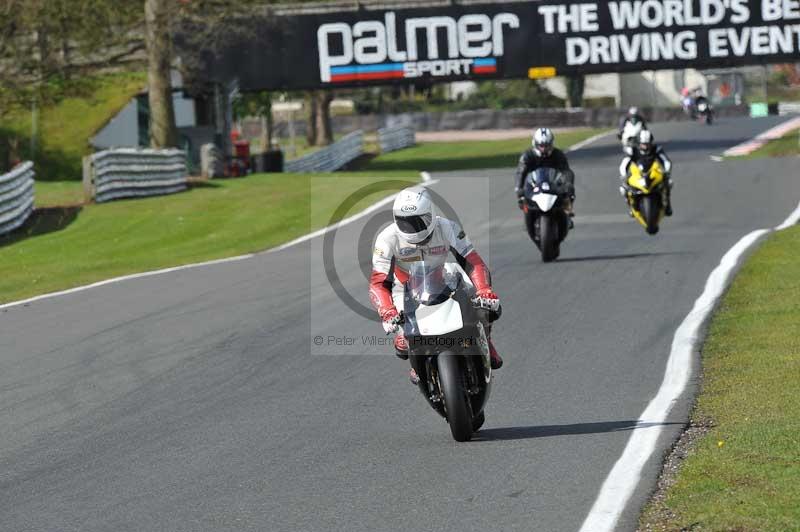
[1,116,798,531]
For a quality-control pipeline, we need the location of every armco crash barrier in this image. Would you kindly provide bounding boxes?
[84,148,188,203]
[269,105,752,138]
[378,126,415,154]
[779,102,800,116]
[284,131,363,173]
[0,162,35,236]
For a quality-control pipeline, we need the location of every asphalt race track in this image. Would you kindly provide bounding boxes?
[1,116,797,531]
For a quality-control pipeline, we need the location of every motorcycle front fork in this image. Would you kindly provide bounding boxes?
[418,355,483,404]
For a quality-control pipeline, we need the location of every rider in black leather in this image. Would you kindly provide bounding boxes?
[514,128,575,216]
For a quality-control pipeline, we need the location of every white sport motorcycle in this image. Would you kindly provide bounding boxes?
[400,261,496,442]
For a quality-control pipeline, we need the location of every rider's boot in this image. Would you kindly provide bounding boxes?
[665,180,674,216]
[488,337,503,370]
[620,183,634,217]
[564,197,575,229]
[397,335,420,385]
[395,334,409,360]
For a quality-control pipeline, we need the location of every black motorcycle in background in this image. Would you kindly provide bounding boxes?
[693,96,714,125]
[684,95,714,125]
[521,167,572,262]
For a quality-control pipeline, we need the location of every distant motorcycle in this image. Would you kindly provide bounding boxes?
[400,261,496,442]
[621,158,668,235]
[619,120,644,155]
[694,96,713,125]
[521,167,572,262]
[683,96,713,125]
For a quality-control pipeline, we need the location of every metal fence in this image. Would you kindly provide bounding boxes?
[284,131,364,173]
[0,162,35,236]
[84,148,188,203]
[378,126,416,154]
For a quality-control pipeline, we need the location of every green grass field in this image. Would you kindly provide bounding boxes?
[1,130,600,304]
[0,172,417,304]
[361,129,603,172]
[640,225,800,531]
[743,128,800,159]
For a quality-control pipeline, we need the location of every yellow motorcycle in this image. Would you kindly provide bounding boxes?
[623,159,667,235]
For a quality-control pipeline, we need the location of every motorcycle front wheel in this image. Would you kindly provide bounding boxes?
[540,215,560,262]
[641,195,660,235]
[438,352,473,442]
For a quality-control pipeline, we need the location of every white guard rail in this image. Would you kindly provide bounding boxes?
[85,148,188,203]
[378,126,415,154]
[0,162,35,236]
[284,131,363,173]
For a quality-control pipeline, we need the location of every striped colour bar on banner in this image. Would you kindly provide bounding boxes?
[330,63,405,82]
[473,58,497,74]
[329,58,499,83]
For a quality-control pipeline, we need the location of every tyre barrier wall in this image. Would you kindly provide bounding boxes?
[378,126,415,154]
[284,131,364,173]
[84,148,188,204]
[0,162,35,236]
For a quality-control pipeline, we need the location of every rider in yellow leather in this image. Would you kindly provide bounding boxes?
[619,130,673,216]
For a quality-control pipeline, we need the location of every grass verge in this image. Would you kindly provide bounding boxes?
[0,172,417,304]
[359,129,604,172]
[742,127,800,159]
[2,130,602,304]
[640,225,800,531]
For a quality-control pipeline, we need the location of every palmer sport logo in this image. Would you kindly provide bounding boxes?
[317,12,520,83]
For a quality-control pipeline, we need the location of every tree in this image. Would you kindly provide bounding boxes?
[0,0,143,116]
[305,91,317,147]
[233,91,274,152]
[311,90,334,147]
[0,0,144,169]
[567,75,585,108]
[301,90,335,147]
[145,0,177,148]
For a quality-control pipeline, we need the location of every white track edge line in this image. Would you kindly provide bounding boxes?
[0,254,256,311]
[580,200,800,531]
[0,132,609,311]
[268,194,398,254]
[1,178,444,311]
[271,177,440,254]
[578,228,770,532]
[723,116,800,157]
[776,200,800,231]
[567,130,615,152]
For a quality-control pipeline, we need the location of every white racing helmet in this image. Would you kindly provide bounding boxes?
[393,186,438,244]
[532,127,555,157]
[638,129,654,153]
[628,106,639,116]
